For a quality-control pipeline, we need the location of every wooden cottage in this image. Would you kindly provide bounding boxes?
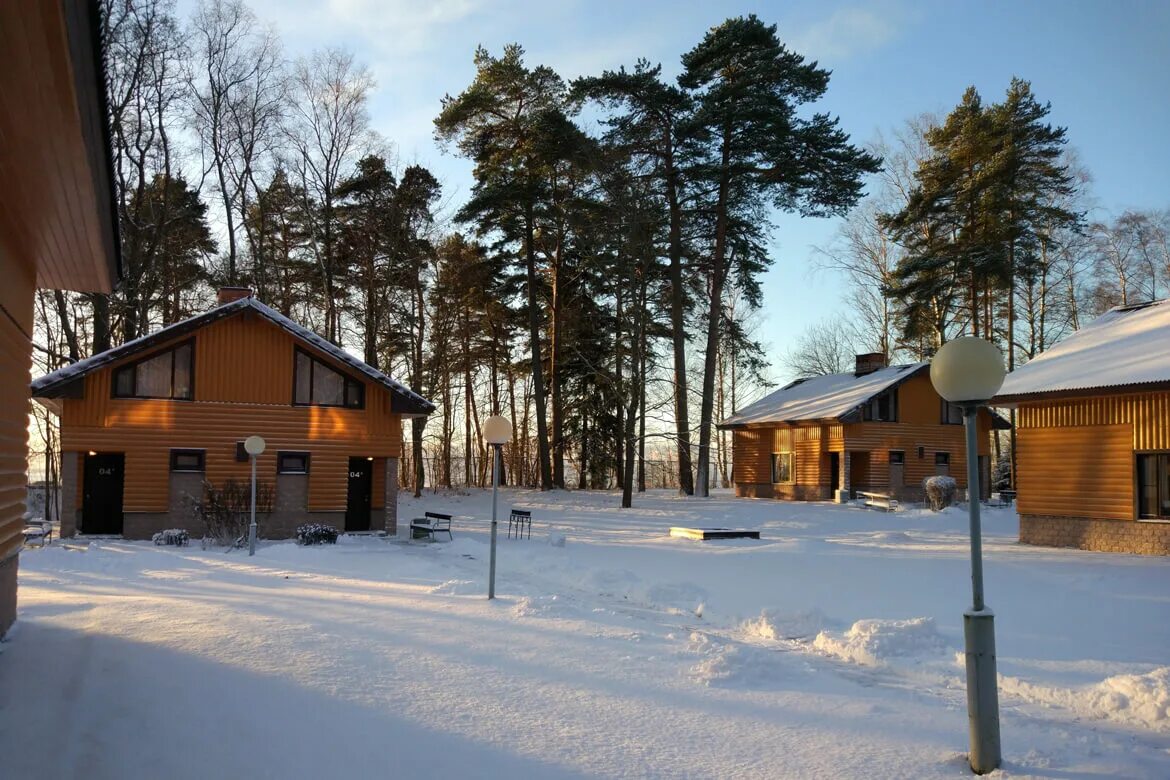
[0,2,122,638]
[720,354,1005,502]
[993,300,1170,555]
[32,291,434,541]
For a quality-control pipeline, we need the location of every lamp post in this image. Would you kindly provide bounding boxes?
[244,435,266,557]
[483,415,512,600]
[930,337,1005,775]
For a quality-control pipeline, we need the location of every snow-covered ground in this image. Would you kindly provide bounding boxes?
[2,489,1169,778]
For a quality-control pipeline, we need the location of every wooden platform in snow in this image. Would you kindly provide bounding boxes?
[669,527,760,541]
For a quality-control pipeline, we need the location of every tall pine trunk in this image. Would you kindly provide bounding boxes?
[696,122,733,497]
[664,140,695,495]
[523,198,553,489]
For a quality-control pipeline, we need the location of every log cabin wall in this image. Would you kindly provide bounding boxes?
[0,253,36,636]
[59,312,403,519]
[1016,391,1170,521]
[1,0,123,636]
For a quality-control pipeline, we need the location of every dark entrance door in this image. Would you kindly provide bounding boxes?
[82,452,124,535]
[345,457,373,532]
[829,452,840,494]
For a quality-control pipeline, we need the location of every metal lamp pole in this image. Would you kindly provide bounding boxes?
[488,443,500,599]
[249,453,258,556]
[244,435,266,556]
[963,402,1000,773]
[930,337,1004,775]
[482,415,512,600]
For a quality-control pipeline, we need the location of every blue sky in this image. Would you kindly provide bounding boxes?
[243,0,1170,384]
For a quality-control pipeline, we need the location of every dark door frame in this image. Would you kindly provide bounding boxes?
[345,456,373,532]
[82,452,125,535]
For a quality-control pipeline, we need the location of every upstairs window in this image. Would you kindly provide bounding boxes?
[863,388,898,422]
[941,400,964,425]
[935,452,951,467]
[771,452,794,484]
[293,349,364,409]
[113,341,194,400]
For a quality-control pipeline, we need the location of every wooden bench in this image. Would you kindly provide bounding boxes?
[22,518,52,547]
[508,509,531,539]
[410,512,453,541]
[857,491,899,512]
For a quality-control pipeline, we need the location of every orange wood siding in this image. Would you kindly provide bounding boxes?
[1015,390,1170,521]
[0,255,35,562]
[732,429,770,484]
[0,3,116,292]
[59,314,403,513]
[1016,424,1133,520]
[1018,392,1170,450]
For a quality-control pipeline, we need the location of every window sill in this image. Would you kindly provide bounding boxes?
[1137,517,1170,525]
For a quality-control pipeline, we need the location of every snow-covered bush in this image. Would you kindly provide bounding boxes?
[296,524,339,546]
[923,475,957,511]
[152,529,189,547]
[187,480,275,548]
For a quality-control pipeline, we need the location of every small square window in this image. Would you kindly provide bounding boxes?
[277,451,310,474]
[935,452,950,466]
[889,451,905,465]
[170,449,205,472]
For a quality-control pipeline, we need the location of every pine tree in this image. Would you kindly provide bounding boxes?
[680,15,880,495]
[436,45,581,490]
[572,60,698,495]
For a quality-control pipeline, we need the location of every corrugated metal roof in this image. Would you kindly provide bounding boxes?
[719,363,928,427]
[995,299,1170,402]
[31,297,434,415]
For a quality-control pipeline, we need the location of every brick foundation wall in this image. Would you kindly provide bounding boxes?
[1021,514,1170,556]
[735,483,774,498]
[384,457,398,535]
[0,552,16,639]
[60,452,78,537]
[734,483,831,501]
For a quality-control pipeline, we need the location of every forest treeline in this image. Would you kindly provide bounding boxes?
[32,0,1169,506]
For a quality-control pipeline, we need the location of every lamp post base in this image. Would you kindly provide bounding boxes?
[964,608,1001,774]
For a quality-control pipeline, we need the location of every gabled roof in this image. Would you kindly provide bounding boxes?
[31,297,434,416]
[994,299,1170,405]
[718,363,929,428]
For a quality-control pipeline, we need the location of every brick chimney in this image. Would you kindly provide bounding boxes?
[217,286,253,305]
[854,352,886,377]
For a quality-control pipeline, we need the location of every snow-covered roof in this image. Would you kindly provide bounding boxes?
[995,299,1170,403]
[31,296,434,415]
[719,363,928,427]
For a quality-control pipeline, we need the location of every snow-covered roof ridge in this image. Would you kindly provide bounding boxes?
[995,298,1170,402]
[719,362,928,427]
[31,297,434,415]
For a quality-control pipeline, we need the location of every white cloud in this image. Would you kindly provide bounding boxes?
[789,6,904,62]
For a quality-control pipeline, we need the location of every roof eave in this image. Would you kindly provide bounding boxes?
[992,379,1170,407]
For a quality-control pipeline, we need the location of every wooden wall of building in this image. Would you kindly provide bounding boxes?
[59,314,403,513]
[730,372,994,498]
[1015,391,1170,521]
[0,254,35,580]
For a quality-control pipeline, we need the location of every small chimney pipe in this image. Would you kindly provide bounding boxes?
[854,352,887,376]
[217,287,253,305]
